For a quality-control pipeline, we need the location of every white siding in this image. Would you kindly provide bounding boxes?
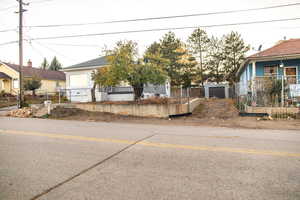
[108,93,134,101]
[69,74,88,88]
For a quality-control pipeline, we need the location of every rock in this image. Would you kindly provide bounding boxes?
[7,107,34,118]
[268,116,273,120]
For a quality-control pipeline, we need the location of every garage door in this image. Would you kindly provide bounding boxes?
[209,87,225,98]
[69,74,88,88]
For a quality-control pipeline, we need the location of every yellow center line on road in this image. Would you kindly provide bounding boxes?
[1,129,300,158]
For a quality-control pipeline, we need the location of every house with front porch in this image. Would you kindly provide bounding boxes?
[236,38,300,107]
[0,60,66,95]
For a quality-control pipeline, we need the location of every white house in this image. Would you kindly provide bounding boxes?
[62,56,170,102]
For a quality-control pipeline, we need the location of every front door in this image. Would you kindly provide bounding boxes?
[284,67,297,84]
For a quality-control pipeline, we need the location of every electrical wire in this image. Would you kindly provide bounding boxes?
[24,2,300,28]
[0,28,17,33]
[42,42,102,47]
[1,16,300,46]
[26,17,300,41]
[0,0,54,13]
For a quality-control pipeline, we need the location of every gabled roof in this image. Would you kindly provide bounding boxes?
[1,62,66,81]
[249,39,300,58]
[237,38,300,77]
[0,72,11,79]
[63,56,108,70]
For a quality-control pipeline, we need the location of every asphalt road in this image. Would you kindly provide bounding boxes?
[0,117,299,200]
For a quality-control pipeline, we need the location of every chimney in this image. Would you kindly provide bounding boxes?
[27,59,32,68]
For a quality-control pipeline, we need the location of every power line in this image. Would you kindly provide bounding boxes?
[27,0,54,4]
[30,40,76,62]
[0,0,54,13]
[0,28,17,33]
[1,2,299,32]
[1,16,300,46]
[25,39,45,58]
[26,17,300,41]
[0,5,16,12]
[24,2,300,28]
[43,42,102,47]
[0,41,18,46]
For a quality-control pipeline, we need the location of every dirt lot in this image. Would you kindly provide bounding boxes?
[48,99,300,130]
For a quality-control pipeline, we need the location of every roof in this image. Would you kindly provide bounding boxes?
[1,62,66,81]
[63,56,108,70]
[237,38,300,77]
[0,72,11,79]
[249,39,300,58]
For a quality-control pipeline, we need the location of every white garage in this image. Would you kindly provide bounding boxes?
[62,56,170,102]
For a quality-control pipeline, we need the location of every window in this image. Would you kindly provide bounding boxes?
[13,79,19,89]
[264,65,278,76]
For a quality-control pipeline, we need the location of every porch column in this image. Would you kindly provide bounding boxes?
[252,61,256,78]
[251,61,256,106]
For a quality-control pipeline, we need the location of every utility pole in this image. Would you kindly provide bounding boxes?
[17,0,28,108]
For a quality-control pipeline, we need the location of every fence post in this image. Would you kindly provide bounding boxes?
[281,75,284,107]
[188,87,190,113]
[58,89,61,104]
[180,85,182,104]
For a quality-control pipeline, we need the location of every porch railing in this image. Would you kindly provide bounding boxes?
[235,75,300,108]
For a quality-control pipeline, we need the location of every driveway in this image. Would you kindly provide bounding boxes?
[0,117,299,200]
[0,106,17,116]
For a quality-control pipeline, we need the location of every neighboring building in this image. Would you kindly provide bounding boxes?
[0,60,66,95]
[204,82,230,99]
[236,38,300,106]
[62,56,170,102]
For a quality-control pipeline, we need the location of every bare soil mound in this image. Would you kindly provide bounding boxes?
[192,99,239,119]
[50,106,84,118]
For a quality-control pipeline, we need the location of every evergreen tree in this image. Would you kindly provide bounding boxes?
[222,31,250,84]
[40,58,49,70]
[187,28,210,86]
[206,36,225,83]
[147,31,196,87]
[49,56,62,71]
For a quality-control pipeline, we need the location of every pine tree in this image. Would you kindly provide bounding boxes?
[49,56,62,71]
[187,28,210,86]
[222,31,250,84]
[206,36,225,83]
[40,58,49,70]
[147,31,195,87]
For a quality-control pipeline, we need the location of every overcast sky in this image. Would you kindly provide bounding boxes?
[0,0,299,68]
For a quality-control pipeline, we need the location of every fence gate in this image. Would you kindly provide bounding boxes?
[209,87,225,98]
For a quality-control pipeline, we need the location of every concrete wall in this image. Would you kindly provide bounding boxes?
[74,98,202,118]
[245,105,299,115]
[107,93,134,101]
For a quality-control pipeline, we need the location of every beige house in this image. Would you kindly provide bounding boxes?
[0,60,66,95]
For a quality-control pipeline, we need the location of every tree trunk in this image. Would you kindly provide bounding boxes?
[133,84,144,101]
[32,89,36,96]
[91,82,96,102]
[199,50,203,86]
